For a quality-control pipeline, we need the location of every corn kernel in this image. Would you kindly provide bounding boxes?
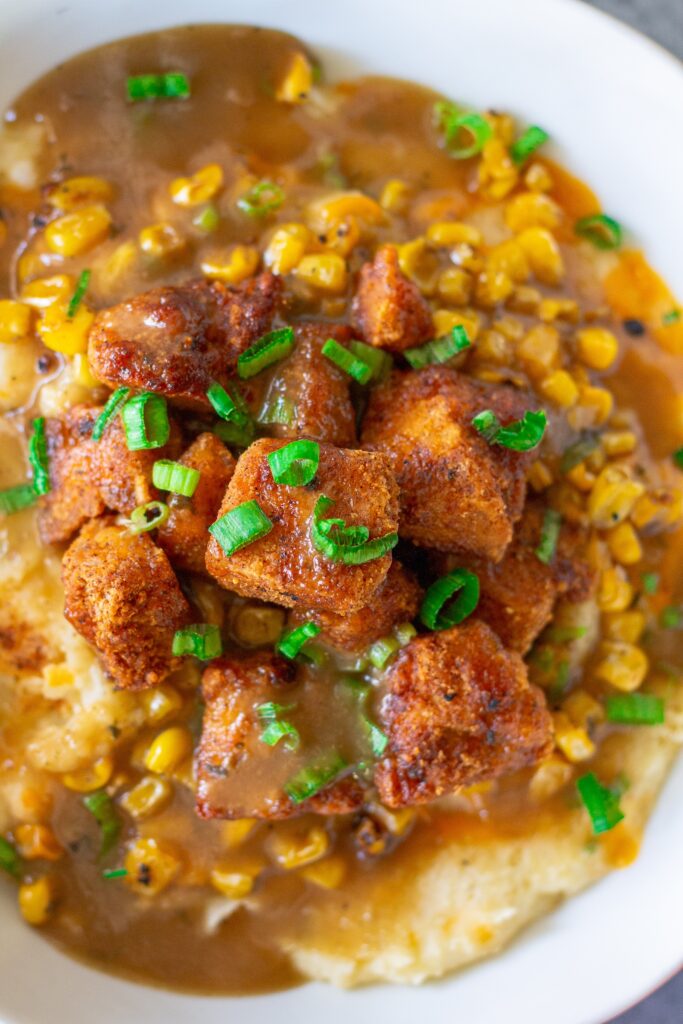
[21,274,75,309]
[306,191,384,232]
[124,838,181,895]
[264,223,311,275]
[588,466,645,529]
[432,308,480,341]
[201,245,259,285]
[62,756,114,793]
[538,298,580,323]
[295,252,347,293]
[594,641,649,692]
[46,176,114,211]
[36,302,93,356]
[169,163,223,206]
[321,216,361,257]
[19,876,56,925]
[367,803,416,836]
[210,866,256,899]
[426,221,482,248]
[397,238,440,295]
[602,431,637,457]
[45,205,112,257]
[104,240,139,283]
[269,825,329,869]
[553,712,596,763]
[507,284,541,314]
[566,462,597,492]
[540,369,579,407]
[140,686,183,725]
[72,353,99,388]
[505,193,561,232]
[572,384,614,428]
[485,111,515,144]
[14,824,62,861]
[562,690,604,729]
[300,855,346,889]
[478,138,518,200]
[516,227,564,285]
[139,222,185,259]
[276,51,314,103]
[529,755,573,801]
[120,775,173,820]
[0,300,34,343]
[436,266,473,306]
[476,328,511,365]
[631,488,683,530]
[603,610,645,644]
[144,726,192,775]
[608,522,643,566]
[221,819,257,848]
[379,179,412,213]
[528,459,554,491]
[524,162,554,192]
[576,327,619,371]
[597,566,633,612]
[516,324,560,379]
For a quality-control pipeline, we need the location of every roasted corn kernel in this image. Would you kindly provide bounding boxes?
[562,690,604,730]
[276,52,314,103]
[124,838,181,895]
[62,755,114,793]
[210,866,257,900]
[144,726,192,775]
[139,222,185,259]
[538,298,580,324]
[437,266,473,306]
[201,245,259,285]
[397,237,439,295]
[507,284,542,314]
[505,192,561,232]
[72,352,99,388]
[597,566,634,612]
[269,825,329,869]
[140,686,183,725]
[169,163,223,206]
[14,824,62,861]
[524,162,554,192]
[607,522,643,565]
[516,227,564,285]
[432,308,480,342]
[18,876,56,925]
[21,274,75,309]
[229,603,285,647]
[566,461,597,492]
[588,466,645,529]
[528,459,554,492]
[36,302,93,356]
[540,369,579,407]
[552,712,596,763]
[45,205,112,256]
[516,324,560,379]
[295,252,347,293]
[476,328,512,365]
[572,384,614,428]
[528,755,573,802]
[0,300,34,343]
[120,776,173,820]
[264,223,311,275]
[379,179,412,213]
[426,221,482,248]
[306,191,384,232]
[46,176,114,211]
[478,138,518,199]
[300,855,346,889]
[221,819,257,849]
[603,610,645,644]
[602,431,637,457]
[631,488,683,530]
[594,641,649,692]
[576,327,619,371]
[321,216,361,257]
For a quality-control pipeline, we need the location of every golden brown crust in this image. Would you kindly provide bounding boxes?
[361,366,535,560]
[62,518,192,690]
[351,245,433,353]
[374,621,553,807]
[205,438,399,613]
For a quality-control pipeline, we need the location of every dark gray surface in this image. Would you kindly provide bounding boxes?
[583,5,681,1019]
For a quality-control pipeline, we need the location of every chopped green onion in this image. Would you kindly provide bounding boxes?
[82,791,121,858]
[237,327,295,379]
[209,499,273,557]
[435,102,493,159]
[641,572,659,595]
[575,214,622,251]
[127,72,190,102]
[257,390,294,426]
[405,325,471,369]
[472,408,547,451]
[128,500,170,534]
[213,418,255,448]
[284,752,347,804]
[673,447,683,469]
[0,483,37,515]
[660,606,683,629]
[510,126,549,165]
[236,180,285,218]
[0,836,22,878]
[367,635,400,669]
[310,494,398,565]
[535,508,562,564]
[394,622,417,646]
[606,693,665,726]
[347,340,393,381]
[544,625,588,643]
[276,621,321,660]
[152,459,200,497]
[27,417,50,496]
[662,309,681,326]
[102,867,128,880]
[322,338,373,385]
[364,718,389,757]
[206,380,250,425]
[121,392,170,451]
[420,569,480,631]
[260,719,300,750]
[172,623,223,660]
[576,772,624,834]
[561,431,600,473]
[192,204,219,232]
[66,269,91,319]
[256,701,295,722]
[92,387,131,441]
[267,439,319,487]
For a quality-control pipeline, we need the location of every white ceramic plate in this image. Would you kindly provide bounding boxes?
[0,2,682,1022]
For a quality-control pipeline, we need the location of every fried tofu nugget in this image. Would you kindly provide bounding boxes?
[196,653,364,820]
[374,621,553,808]
[88,273,281,403]
[361,366,536,560]
[157,433,236,575]
[62,519,192,690]
[289,561,421,652]
[205,438,399,613]
[351,245,433,353]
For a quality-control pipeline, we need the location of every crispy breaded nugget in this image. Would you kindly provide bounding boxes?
[62,518,192,690]
[88,273,281,403]
[351,245,433,353]
[374,620,553,807]
[361,366,535,560]
[157,433,236,575]
[205,438,399,613]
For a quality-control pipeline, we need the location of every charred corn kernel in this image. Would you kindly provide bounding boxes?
[476,328,511,365]
[21,274,75,309]
[553,712,596,763]
[140,686,183,725]
[594,641,649,692]
[437,267,473,306]
[398,238,440,295]
[574,384,614,427]
[379,179,412,213]
[45,205,112,257]
[62,756,114,793]
[426,221,482,248]
[525,162,554,192]
[169,163,223,206]
[528,459,554,492]
[276,51,314,103]
[210,866,256,899]
[221,819,256,848]
[507,284,541,314]
[432,308,480,341]
[36,302,93,356]
[588,466,645,529]
[517,227,564,285]
[538,298,580,323]
[72,353,99,388]
[541,369,579,407]
[603,610,646,644]
[0,300,34,343]
[321,216,361,257]
[120,776,173,820]
[139,222,185,259]
[566,462,597,492]
[608,522,643,565]
[529,755,573,801]
[602,430,637,457]
[368,803,416,836]
[300,855,346,889]
[576,327,619,371]
[505,192,561,232]
[562,690,604,729]
[495,316,525,342]
[201,245,259,285]
[631,488,683,530]
[516,324,560,379]
[229,603,285,647]
[19,876,56,925]
[306,191,384,232]
[269,825,329,870]
[144,726,192,775]
[104,240,138,282]
[295,252,347,293]
[46,176,114,211]
[478,138,518,200]
[15,824,62,861]
[125,838,181,895]
[264,223,311,275]
[597,566,634,612]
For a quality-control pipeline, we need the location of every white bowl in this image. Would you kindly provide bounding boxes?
[1,2,682,1022]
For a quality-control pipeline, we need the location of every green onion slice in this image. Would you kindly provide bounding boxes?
[575,214,622,251]
[284,752,347,804]
[152,459,200,497]
[92,387,131,442]
[510,125,549,165]
[102,867,128,880]
[641,572,659,595]
[535,508,562,564]
[576,772,624,834]
[209,499,273,557]
[128,500,170,534]
[347,340,393,381]
[257,701,295,721]
[172,623,223,660]
[544,625,587,643]
[237,327,295,379]
[561,431,600,473]
[420,569,480,631]
[0,483,38,516]
[436,103,493,159]
[394,622,417,646]
[310,494,398,565]
[276,621,321,660]
[28,417,50,496]
[0,836,22,878]
[404,325,471,370]
[66,269,91,319]
[213,418,255,448]
[367,635,400,670]
[127,72,190,102]
[322,338,373,385]
[82,791,121,858]
[121,392,170,451]
[236,180,285,218]
[472,408,547,451]
[206,380,250,425]
[606,693,664,726]
[268,439,319,487]
[192,204,220,232]
[364,718,389,757]
[662,309,681,326]
[256,704,300,751]
[257,390,294,426]
[660,606,683,629]
[673,447,683,469]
